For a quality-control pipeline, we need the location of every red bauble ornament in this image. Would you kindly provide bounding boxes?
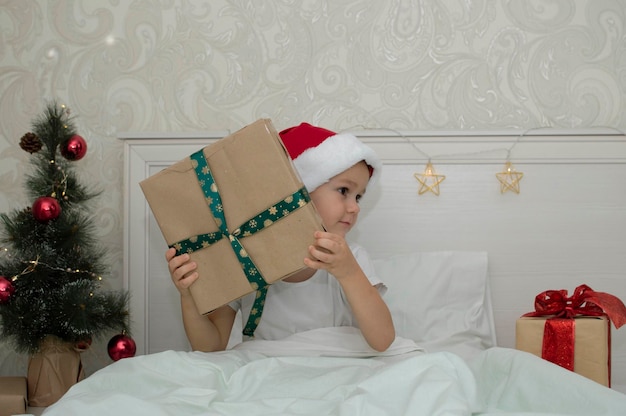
[32,196,61,222]
[61,134,87,161]
[0,276,15,304]
[107,333,136,361]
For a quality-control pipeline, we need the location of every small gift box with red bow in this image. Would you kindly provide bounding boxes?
[515,284,626,387]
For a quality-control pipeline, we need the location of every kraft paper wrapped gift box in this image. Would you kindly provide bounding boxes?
[140,119,323,319]
[515,316,610,386]
[0,376,27,416]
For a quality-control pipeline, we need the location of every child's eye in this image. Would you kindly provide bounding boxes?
[338,187,349,195]
[356,194,362,203]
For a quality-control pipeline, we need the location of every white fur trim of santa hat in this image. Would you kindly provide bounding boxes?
[279,123,381,192]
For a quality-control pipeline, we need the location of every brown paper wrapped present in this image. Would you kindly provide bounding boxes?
[516,316,610,386]
[27,336,85,407]
[140,119,323,332]
[515,284,626,387]
[0,376,27,416]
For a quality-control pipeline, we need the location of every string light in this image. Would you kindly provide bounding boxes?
[48,155,70,200]
[342,124,626,196]
[0,246,101,282]
[343,124,539,195]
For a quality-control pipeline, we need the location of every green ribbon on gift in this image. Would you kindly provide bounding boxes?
[170,149,312,337]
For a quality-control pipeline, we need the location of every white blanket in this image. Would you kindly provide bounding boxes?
[39,328,626,416]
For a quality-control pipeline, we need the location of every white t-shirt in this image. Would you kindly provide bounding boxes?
[228,243,386,341]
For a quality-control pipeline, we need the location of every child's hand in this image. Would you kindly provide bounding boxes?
[304,231,360,280]
[165,247,198,295]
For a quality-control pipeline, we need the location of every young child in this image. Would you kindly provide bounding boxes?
[166,122,395,352]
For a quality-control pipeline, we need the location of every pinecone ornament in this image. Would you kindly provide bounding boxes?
[19,132,43,154]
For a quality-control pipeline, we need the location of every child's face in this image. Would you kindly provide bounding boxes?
[309,161,370,237]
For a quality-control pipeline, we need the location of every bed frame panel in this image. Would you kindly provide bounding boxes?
[121,129,626,393]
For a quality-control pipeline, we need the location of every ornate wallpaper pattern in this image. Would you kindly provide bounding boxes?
[1,0,625,371]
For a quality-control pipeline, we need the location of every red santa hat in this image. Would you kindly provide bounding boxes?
[279,122,381,192]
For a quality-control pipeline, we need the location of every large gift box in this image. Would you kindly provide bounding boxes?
[0,376,27,416]
[516,316,610,386]
[515,285,626,387]
[140,119,323,331]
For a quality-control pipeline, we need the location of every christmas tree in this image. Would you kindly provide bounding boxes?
[0,102,134,360]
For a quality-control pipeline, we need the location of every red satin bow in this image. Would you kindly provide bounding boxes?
[521,284,626,377]
[523,284,626,328]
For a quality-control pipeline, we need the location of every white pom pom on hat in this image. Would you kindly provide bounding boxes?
[279,122,381,192]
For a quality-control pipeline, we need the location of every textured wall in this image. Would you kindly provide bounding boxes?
[1,0,626,373]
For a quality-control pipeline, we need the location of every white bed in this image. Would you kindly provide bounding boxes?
[39,128,626,415]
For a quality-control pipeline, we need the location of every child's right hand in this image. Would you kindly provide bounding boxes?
[165,247,198,295]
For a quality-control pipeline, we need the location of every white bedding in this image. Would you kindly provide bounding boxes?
[39,327,626,416]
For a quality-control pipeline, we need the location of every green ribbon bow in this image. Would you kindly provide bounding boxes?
[170,149,312,337]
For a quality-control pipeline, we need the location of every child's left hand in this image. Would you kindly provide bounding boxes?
[304,231,360,280]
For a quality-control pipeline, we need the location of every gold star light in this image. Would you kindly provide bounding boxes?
[414,162,446,195]
[496,161,524,194]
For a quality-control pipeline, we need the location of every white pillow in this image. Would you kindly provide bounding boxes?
[373,251,496,360]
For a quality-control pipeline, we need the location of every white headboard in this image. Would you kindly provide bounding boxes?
[121,129,626,392]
